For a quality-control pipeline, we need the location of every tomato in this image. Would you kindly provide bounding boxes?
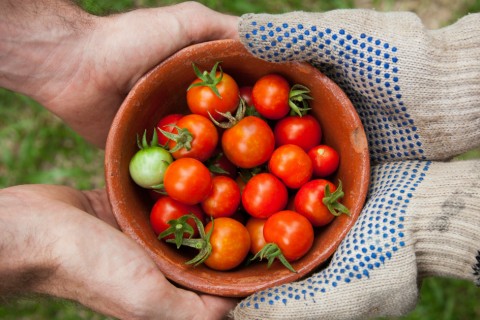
[150,196,205,240]
[294,179,338,226]
[273,115,322,152]
[242,173,288,219]
[268,144,313,189]
[204,217,251,271]
[308,145,340,177]
[187,62,240,121]
[252,74,290,119]
[221,116,275,168]
[263,210,314,262]
[239,86,254,107]
[201,176,241,218]
[155,113,183,146]
[206,150,238,178]
[129,131,173,188]
[166,114,218,162]
[245,217,267,255]
[164,158,212,205]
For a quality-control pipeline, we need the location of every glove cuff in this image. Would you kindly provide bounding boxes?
[408,160,480,284]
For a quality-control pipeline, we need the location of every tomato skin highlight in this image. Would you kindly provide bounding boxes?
[150,196,205,238]
[294,179,337,227]
[252,74,290,120]
[201,176,241,218]
[242,173,288,219]
[187,72,240,121]
[221,116,275,169]
[308,145,340,178]
[167,114,218,162]
[273,115,322,152]
[268,144,313,189]
[163,158,213,205]
[245,217,267,255]
[263,210,314,262]
[204,217,251,271]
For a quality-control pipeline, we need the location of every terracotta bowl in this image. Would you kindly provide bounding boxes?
[105,39,370,297]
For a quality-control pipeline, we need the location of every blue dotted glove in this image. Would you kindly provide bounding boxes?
[234,160,480,319]
[240,10,480,163]
[233,10,480,320]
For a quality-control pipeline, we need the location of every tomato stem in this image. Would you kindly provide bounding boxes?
[158,125,193,153]
[187,62,224,98]
[159,214,196,249]
[289,84,313,117]
[208,98,246,129]
[166,215,214,267]
[251,243,297,273]
[137,129,160,150]
[322,180,351,216]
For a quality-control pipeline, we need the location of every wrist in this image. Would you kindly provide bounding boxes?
[0,0,97,102]
[409,160,480,283]
[0,187,58,298]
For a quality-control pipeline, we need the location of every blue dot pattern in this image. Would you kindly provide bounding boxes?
[243,20,426,163]
[238,160,431,311]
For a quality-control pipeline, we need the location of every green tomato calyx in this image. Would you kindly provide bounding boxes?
[159,215,196,249]
[187,61,224,99]
[289,84,312,117]
[158,125,193,153]
[166,215,213,267]
[208,98,246,129]
[251,243,297,273]
[322,180,351,216]
[137,129,160,149]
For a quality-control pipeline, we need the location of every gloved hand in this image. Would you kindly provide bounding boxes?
[233,10,480,320]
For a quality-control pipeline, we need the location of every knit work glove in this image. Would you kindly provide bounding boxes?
[233,10,480,320]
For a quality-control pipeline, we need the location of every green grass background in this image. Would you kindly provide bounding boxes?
[1,0,479,319]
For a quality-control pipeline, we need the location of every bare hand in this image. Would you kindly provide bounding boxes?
[0,184,237,319]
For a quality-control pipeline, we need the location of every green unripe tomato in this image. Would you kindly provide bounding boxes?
[129,146,173,188]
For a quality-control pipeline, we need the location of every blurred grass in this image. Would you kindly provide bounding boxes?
[1,0,479,319]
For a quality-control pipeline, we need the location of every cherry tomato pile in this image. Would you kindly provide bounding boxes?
[128,62,350,272]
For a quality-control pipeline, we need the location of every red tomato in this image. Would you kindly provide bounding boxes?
[242,173,288,219]
[167,114,218,162]
[204,217,251,271]
[150,196,205,238]
[294,179,337,226]
[156,113,183,146]
[263,210,314,261]
[206,150,238,178]
[221,116,275,168]
[164,158,212,205]
[252,74,290,119]
[201,176,241,218]
[239,86,254,107]
[187,67,240,121]
[245,217,267,255]
[273,115,322,152]
[268,144,313,189]
[308,145,340,177]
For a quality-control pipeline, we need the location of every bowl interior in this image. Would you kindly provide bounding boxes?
[105,39,370,297]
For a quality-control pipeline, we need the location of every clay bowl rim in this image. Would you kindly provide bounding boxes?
[105,39,370,297]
